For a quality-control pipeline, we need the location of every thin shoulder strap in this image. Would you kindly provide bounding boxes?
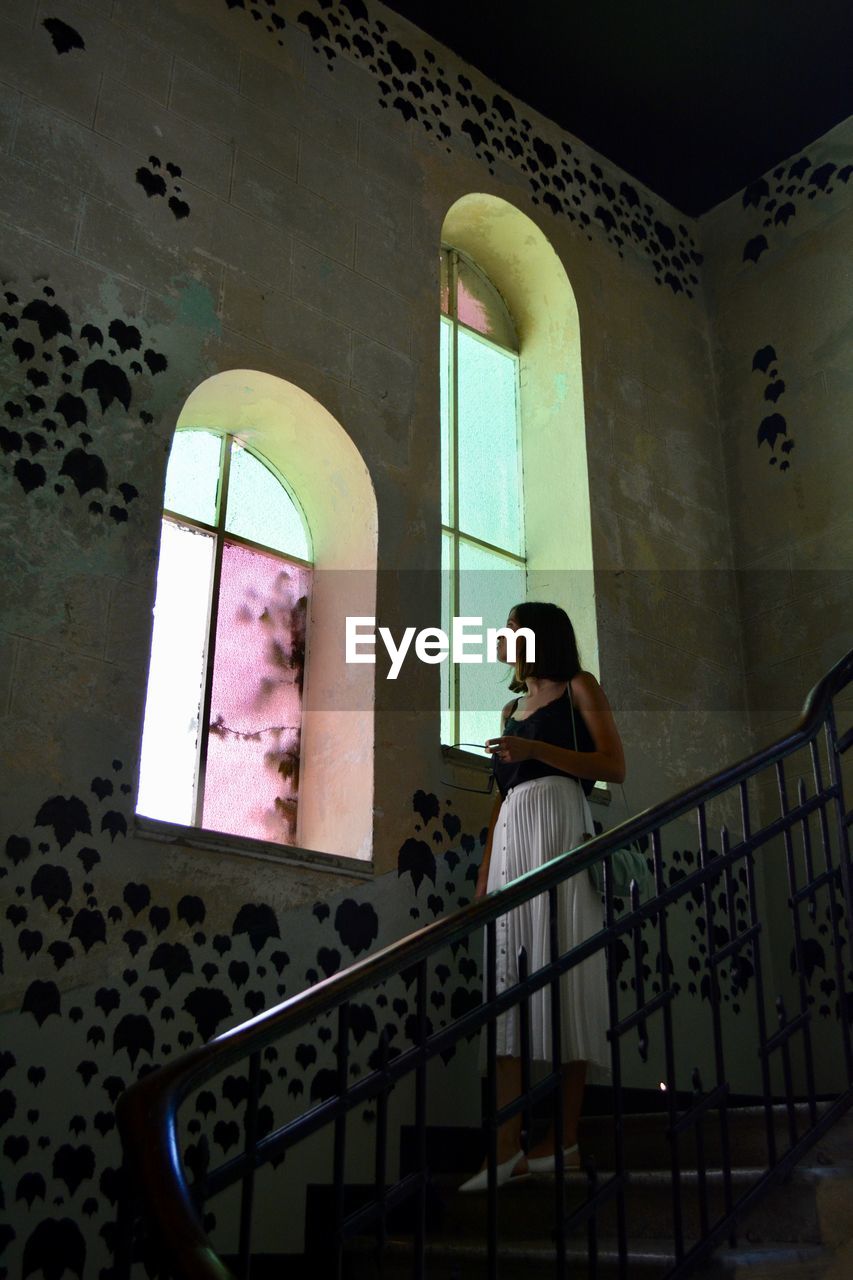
[567,688,578,749]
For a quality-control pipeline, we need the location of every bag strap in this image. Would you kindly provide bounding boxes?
[568,682,631,819]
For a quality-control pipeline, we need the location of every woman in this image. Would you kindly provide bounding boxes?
[460,601,625,1192]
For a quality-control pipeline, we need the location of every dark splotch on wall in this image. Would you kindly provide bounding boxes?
[0,283,166,518]
[42,17,86,56]
[740,154,852,265]
[753,344,794,471]
[224,0,704,297]
[1,777,485,1276]
[135,157,192,221]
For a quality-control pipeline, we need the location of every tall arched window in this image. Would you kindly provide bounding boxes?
[137,428,312,847]
[440,244,526,750]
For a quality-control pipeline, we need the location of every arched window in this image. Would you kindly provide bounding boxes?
[440,244,526,750]
[439,196,599,772]
[136,427,312,847]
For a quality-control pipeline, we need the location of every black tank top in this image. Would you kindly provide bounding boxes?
[492,687,596,799]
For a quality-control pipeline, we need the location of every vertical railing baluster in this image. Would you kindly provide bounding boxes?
[653,826,684,1263]
[824,708,853,1045]
[630,879,648,1064]
[720,821,744,1205]
[548,885,567,1280]
[603,857,628,1280]
[237,1051,261,1279]
[776,997,798,1149]
[518,943,531,1168]
[740,779,777,1169]
[586,1158,599,1280]
[797,777,818,924]
[797,776,820,1129]
[777,759,817,1139]
[692,1069,710,1243]
[720,826,738,963]
[811,736,853,1080]
[374,1027,390,1276]
[697,803,733,1237]
[485,918,498,1280]
[414,961,428,1280]
[333,1004,350,1280]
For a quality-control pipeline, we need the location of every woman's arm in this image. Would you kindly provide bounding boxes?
[475,790,503,899]
[474,698,514,898]
[487,674,626,784]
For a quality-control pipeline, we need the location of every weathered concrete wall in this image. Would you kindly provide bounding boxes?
[701,118,853,1085]
[703,116,852,754]
[1,0,846,1272]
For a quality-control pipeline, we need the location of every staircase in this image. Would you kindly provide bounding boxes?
[340,1104,853,1278]
[115,649,853,1280]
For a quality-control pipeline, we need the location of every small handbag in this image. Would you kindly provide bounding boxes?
[567,690,651,898]
[587,835,650,897]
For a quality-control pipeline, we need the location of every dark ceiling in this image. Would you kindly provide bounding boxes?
[381,0,853,217]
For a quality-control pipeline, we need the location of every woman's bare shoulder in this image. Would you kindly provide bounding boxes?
[571,670,602,696]
[571,671,614,713]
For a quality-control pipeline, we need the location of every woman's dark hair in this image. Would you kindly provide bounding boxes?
[507,601,581,692]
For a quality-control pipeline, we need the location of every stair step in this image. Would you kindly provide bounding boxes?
[345,1235,677,1279]
[573,1105,853,1173]
[418,1164,853,1246]
[705,1243,835,1279]
[338,1106,853,1277]
[345,1236,841,1280]
[405,1105,853,1177]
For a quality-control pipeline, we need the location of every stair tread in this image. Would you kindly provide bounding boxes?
[350,1235,680,1261]
[433,1162,853,1188]
[714,1243,831,1261]
[581,1103,842,1121]
[424,1103,848,1135]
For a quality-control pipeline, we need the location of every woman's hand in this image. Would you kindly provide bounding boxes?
[474,863,490,899]
[485,735,536,764]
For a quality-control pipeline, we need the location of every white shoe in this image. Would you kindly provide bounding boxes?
[458,1149,524,1193]
[524,1144,580,1174]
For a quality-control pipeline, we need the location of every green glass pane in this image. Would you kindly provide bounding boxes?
[163,429,222,525]
[440,317,452,526]
[225,444,311,560]
[457,328,522,555]
[440,531,453,746]
[457,540,525,753]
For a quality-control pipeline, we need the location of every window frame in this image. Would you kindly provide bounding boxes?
[139,426,313,839]
[440,243,525,749]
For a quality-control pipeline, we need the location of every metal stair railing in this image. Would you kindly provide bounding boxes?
[115,647,853,1280]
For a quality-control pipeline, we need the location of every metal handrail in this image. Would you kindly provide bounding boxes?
[116,646,853,1279]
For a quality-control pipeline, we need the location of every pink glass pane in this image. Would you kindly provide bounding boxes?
[457,277,491,336]
[202,541,310,845]
[455,255,517,349]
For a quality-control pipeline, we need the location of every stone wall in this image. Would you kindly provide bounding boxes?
[1,0,849,1272]
[702,116,853,1053]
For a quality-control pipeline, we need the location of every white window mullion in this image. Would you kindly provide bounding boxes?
[193,434,232,827]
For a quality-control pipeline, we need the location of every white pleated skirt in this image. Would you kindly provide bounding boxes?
[477,775,610,1077]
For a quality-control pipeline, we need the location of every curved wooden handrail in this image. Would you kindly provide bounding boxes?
[117,645,853,1278]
